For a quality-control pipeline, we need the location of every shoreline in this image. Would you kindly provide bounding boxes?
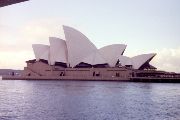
[2,75,180,83]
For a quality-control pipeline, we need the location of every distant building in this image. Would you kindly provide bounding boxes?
[0,0,28,7]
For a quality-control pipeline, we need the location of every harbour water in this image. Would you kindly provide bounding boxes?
[0,80,180,120]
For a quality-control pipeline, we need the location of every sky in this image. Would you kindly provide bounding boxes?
[0,0,180,72]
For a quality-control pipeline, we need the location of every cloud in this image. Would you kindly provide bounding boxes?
[151,47,180,73]
[20,19,66,43]
[0,18,66,69]
[0,51,34,70]
[0,19,66,51]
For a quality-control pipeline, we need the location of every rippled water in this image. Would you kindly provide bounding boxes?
[0,80,180,120]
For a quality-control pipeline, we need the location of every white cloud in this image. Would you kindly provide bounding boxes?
[20,19,66,44]
[151,47,180,73]
[0,51,34,70]
[0,18,66,69]
[0,18,66,50]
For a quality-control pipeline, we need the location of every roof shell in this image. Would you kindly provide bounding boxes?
[99,44,127,67]
[118,55,132,66]
[81,50,107,65]
[31,25,157,70]
[63,25,98,67]
[32,44,50,61]
[49,37,68,65]
[131,53,156,69]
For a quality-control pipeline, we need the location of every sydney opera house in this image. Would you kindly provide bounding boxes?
[19,25,171,81]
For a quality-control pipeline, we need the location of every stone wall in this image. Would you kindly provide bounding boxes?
[21,62,132,80]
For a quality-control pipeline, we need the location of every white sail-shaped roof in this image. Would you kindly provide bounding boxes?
[119,55,132,66]
[99,44,127,67]
[63,25,98,67]
[32,44,50,61]
[131,53,156,69]
[49,37,68,65]
[81,51,107,65]
[30,25,157,70]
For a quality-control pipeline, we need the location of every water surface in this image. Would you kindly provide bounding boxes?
[0,80,180,120]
